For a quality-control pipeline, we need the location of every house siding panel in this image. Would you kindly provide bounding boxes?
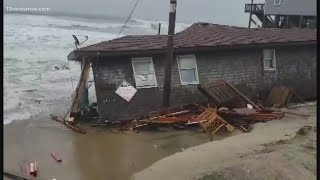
[262,46,317,98]
[92,57,162,121]
[196,50,263,97]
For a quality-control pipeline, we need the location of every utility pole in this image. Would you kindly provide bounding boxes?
[162,0,177,107]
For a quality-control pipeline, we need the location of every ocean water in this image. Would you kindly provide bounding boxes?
[4,13,190,124]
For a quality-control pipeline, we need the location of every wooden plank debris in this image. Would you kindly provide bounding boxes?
[263,107,309,117]
[83,80,295,137]
[198,80,260,109]
[70,59,91,117]
[110,100,287,135]
[50,114,87,134]
[196,107,235,140]
[224,81,261,110]
[243,112,285,122]
[51,152,62,163]
[266,85,304,108]
[198,81,239,105]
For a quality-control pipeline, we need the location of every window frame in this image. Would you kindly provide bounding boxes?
[274,0,281,6]
[131,57,158,89]
[176,54,200,85]
[263,49,277,71]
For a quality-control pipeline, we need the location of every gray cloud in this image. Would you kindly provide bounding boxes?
[4,0,254,26]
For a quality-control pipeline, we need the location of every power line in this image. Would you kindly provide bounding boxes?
[117,0,140,38]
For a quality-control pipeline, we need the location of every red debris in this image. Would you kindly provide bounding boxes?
[51,152,62,163]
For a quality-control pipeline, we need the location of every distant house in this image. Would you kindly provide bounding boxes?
[264,0,316,16]
[245,0,317,28]
[68,23,316,121]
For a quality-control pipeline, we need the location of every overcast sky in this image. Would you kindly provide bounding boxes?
[4,0,263,27]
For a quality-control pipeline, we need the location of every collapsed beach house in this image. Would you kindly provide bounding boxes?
[67,23,316,122]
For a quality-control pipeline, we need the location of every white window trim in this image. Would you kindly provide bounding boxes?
[263,49,277,71]
[176,54,200,85]
[131,57,158,89]
[274,0,281,6]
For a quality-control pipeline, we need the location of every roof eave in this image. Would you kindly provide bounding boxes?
[176,40,317,53]
[69,48,167,60]
[67,51,77,61]
[69,40,316,59]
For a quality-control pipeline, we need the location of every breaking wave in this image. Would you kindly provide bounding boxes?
[4,13,189,124]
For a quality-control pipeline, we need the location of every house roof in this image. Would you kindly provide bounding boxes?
[68,23,316,60]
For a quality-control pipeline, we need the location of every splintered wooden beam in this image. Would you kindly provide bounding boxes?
[263,107,309,117]
[147,110,191,120]
[50,114,87,134]
[158,116,193,122]
[70,58,91,117]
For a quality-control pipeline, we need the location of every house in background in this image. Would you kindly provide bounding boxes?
[68,23,316,122]
[245,0,317,28]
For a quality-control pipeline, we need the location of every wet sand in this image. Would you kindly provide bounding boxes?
[3,113,241,180]
[132,104,316,180]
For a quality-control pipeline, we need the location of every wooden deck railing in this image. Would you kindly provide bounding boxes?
[244,3,265,13]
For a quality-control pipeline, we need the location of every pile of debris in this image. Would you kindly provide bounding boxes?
[107,80,292,140]
[116,103,285,140]
[51,80,307,140]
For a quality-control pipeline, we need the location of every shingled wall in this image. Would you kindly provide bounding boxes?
[92,45,316,122]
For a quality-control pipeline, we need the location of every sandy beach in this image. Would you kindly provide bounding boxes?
[132,104,317,180]
[4,112,230,180]
[4,103,316,180]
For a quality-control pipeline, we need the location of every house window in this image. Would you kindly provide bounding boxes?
[274,0,281,6]
[131,57,157,88]
[177,55,199,85]
[263,49,277,70]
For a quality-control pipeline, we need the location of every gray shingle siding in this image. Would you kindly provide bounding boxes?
[92,45,316,121]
